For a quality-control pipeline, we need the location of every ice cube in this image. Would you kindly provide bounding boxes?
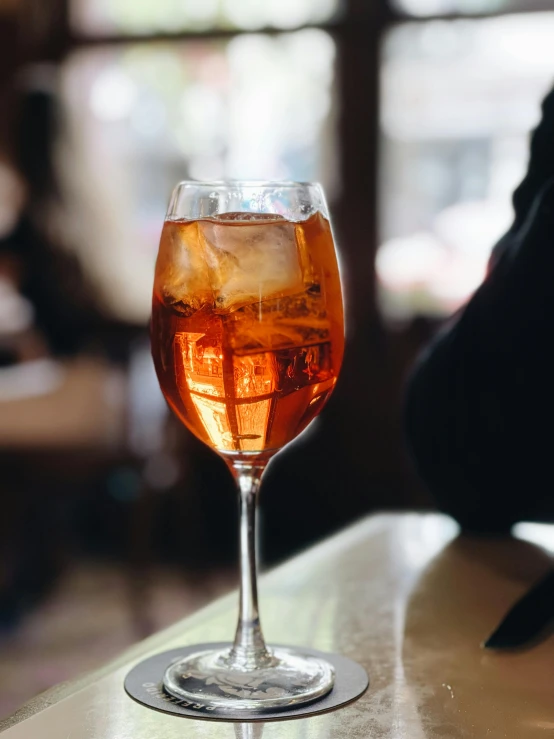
[155,220,213,316]
[198,216,304,313]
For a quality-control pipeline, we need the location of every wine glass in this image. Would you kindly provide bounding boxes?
[151,181,344,712]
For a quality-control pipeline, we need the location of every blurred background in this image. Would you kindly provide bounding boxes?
[0,0,552,718]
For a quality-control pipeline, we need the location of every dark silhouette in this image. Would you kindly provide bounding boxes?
[405,87,554,532]
[1,83,102,357]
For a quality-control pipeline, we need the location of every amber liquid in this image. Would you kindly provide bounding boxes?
[151,211,344,455]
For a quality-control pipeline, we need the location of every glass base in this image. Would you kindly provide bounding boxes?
[163,646,335,712]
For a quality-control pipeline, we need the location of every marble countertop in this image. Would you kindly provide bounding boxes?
[2,513,554,738]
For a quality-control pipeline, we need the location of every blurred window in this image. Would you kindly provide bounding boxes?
[377,12,554,319]
[392,0,552,16]
[61,0,552,325]
[61,28,337,322]
[71,0,342,36]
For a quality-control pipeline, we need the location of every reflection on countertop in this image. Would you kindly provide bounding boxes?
[3,513,554,738]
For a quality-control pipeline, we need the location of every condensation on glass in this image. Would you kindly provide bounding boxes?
[59,32,338,322]
[377,12,554,319]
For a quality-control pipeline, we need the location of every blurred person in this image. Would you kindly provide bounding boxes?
[405,86,554,533]
[0,69,121,632]
[0,69,103,361]
[0,158,41,365]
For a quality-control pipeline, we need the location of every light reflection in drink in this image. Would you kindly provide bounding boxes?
[152,211,343,456]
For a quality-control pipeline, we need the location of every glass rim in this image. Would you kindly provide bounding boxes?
[166,179,329,222]
[173,179,323,190]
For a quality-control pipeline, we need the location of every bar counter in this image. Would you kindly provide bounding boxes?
[2,513,553,738]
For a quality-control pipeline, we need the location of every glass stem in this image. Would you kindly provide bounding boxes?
[227,460,273,671]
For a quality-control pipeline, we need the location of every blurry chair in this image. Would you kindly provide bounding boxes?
[0,348,128,626]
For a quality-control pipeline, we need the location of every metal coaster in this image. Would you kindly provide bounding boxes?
[124,643,369,722]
